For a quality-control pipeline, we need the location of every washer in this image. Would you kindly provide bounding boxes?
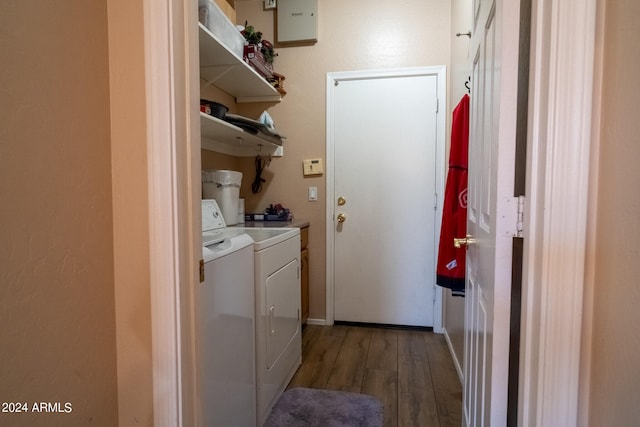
[199,200,256,426]
[240,227,302,426]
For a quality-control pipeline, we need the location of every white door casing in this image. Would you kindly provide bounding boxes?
[464,0,520,425]
[326,67,446,330]
[519,0,597,425]
[144,0,201,425]
[145,0,595,423]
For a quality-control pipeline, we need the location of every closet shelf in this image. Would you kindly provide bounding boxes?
[200,112,283,157]
[198,23,281,103]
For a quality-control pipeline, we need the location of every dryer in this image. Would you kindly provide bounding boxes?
[241,227,302,426]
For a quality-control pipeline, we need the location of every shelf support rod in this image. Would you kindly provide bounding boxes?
[200,64,235,88]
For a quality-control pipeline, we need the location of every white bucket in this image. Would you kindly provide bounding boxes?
[238,198,245,224]
[202,170,242,225]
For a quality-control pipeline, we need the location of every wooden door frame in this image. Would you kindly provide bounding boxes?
[325,66,447,332]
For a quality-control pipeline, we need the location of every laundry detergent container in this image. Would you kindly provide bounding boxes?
[202,170,242,225]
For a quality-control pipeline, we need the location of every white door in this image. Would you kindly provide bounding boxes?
[463,0,520,425]
[327,67,445,327]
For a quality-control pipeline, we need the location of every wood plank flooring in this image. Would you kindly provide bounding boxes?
[287,324,463,427]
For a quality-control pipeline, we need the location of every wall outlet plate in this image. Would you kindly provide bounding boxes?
[264,0,276,10]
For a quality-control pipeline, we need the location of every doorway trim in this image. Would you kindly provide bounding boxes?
[147,0,598,423]
[325,66,447,332]
[519,0,597,425]
[144,0,200,425]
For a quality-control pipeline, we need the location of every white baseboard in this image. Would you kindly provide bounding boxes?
[305,318,327,326]
[442,327,464,384]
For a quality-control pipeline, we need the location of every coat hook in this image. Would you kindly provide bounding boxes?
[456,31,472,38]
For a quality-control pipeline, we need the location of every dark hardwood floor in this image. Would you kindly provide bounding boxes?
[287,324,463,427]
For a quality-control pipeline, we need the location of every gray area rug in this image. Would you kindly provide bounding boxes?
[263,387,383,427]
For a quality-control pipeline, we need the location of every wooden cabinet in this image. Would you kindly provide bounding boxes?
[300,225,309,324]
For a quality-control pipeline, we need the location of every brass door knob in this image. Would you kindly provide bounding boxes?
[337,213,347,223]
[454,234,476,249]
[337,196,346,206]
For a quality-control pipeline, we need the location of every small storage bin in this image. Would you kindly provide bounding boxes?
[198,0,245,59]
[202,170,243,225]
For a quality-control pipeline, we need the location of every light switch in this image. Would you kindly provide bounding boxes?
[308,186,318,201]
[303,158,324,176]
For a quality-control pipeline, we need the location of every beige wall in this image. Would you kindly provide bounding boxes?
[205,0,452,320]
[585,0,640,424]
[107,0,154,425]
[0,2,119,426]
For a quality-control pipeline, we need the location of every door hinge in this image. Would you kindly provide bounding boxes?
[516,195,525,237]
[436,97,439,113]
[434,192,438,210]
[199,259,205,283]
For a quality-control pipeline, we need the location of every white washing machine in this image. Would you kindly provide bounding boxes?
[199,200,256,426]
[241,227,302,426]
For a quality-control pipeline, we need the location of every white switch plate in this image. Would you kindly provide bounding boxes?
[303,158,323,176]
[308,186,318,201]
[264,0,276,10]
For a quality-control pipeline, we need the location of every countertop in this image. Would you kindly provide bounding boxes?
[238,219,310,229]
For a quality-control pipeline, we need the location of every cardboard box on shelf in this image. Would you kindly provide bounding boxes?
[215,0,236,23]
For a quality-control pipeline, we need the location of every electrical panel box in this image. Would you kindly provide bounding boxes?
[277,0,318,43]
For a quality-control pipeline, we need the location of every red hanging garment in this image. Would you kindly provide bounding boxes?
[436,94,469,296]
